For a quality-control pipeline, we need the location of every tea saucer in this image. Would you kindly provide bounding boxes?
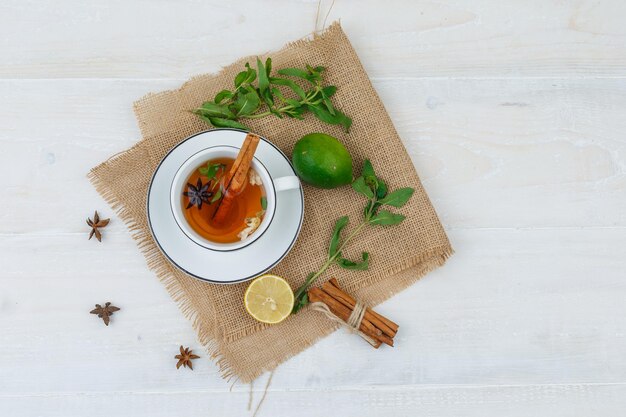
[147,129,304,284]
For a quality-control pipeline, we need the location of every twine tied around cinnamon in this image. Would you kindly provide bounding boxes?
[310,300,379,347]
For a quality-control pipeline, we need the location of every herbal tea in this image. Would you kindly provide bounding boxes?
[182,157,267,244]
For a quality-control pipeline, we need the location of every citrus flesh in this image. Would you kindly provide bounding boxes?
[292,133,353,189]
[244,274,294,324]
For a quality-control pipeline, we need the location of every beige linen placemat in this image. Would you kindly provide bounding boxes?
[90,23,452,382]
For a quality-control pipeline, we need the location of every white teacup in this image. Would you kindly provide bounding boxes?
[170,145,300,251]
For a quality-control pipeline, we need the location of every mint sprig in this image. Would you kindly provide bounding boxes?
[291,160,415,314]
[193,58,351,132]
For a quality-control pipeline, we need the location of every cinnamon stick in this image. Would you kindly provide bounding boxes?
[308,287,393,347]
[325,278,399,337]
[212,133,260,225]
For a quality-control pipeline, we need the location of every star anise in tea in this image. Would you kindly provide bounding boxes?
[87,211,110,242]
[90,302,120,326]
[175,345,200,370]
[183,178,212,209]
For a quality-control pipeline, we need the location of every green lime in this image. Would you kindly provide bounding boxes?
[292,133,353,189]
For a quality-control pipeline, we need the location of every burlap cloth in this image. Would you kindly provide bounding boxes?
[89,23,452,383]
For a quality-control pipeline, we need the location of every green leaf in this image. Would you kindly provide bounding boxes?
[257,57,269,94]
[199,163,224,180]
[376,179,388,199]
[271,87,285,102]
[324,99,336,115]
[261,88,274,108]
[277,67,311,81]
[270,108,284,118]
[285,98,302,108]
[260,196,267,210]
[235,63,257,88]
[284,107,305,120]
[234,70,248,88]
[352,176,374,198]
[233,90,260,116]
[197,101,234,118]
[292,272,315,314]
[379,187,415,208]
[269,77,306,99]
[292,291,309,314]
[265,57,272,78]
[363,200,382,218]
[334,108,352,132]
[211,189,222,203]
[322,85,337,97]
[360,159,381,196]
[362,159,375,179]
[305,64,323,82]
[328,216,348,257]
[214,90,234,104]
[337,252,369,270]
[196,113,213,126]
[207,117,248,130]
[308,103,339,125]
[309,103,351,132]
[244,63,257,84]
[369,210,406,226]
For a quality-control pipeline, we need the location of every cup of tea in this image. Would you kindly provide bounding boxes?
[170,145,300,252]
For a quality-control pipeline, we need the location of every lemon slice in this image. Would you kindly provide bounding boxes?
[244,274,294,324]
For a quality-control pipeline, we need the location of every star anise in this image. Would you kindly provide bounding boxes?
[183,178,212,209]
[175,345,200,370]
[90,302,120,326]
[87,211,110,242]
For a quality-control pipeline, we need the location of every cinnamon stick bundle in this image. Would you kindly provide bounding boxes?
[212,132,260,225]
[307,278,399,348]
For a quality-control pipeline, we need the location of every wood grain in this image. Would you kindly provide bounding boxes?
[2,383,626,417]
[1,0,625,415]
[1,1,625,79]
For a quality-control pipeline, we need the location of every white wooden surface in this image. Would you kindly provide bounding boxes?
[1,1,626,416]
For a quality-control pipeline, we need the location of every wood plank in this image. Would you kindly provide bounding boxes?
[1,228,624,394]
[0,77,624,233]
[2,2,626,415]
[0,0,625,79]
[1,383,626,417]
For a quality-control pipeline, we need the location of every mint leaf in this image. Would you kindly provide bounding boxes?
[379,187,414,208]
[292,272,315,314]
[234,70,248,88]
[257,57,269,94]
[362,159,375,179]
[328,216,349,257]
[376,179,388,199]
[211,189,222,203]
[269,77,306,99]
[337,252,369,270]
[195,102,234,118]
[352,177,374,199]
[369,210,406,226]
[277,67,311,81]
[265,57,272,78]
[201,163,224,180]
[207,117,248,130]
[233,90,260,116]
[214,90,234,104]
[322,85,337,97]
